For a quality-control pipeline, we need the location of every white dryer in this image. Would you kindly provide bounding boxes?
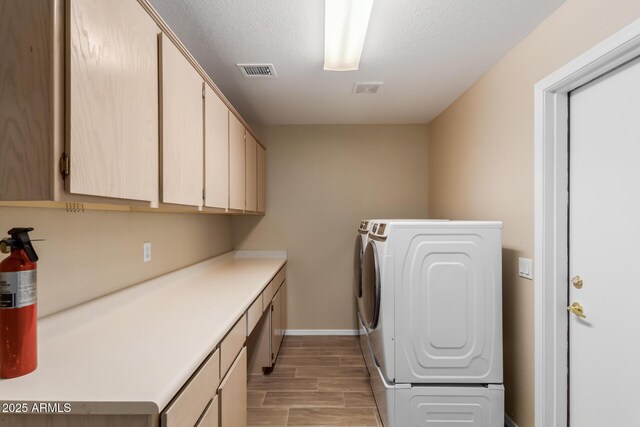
[354,220,377,375]
[361,220,504,426]
[354,220,375,318]
[357,219,442,322]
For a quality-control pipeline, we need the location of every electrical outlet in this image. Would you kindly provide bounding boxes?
[143,242,152,263]
[518,257,533,280]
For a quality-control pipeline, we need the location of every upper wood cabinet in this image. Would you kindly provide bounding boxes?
[204,84,229,210]
[245,133,258,213]
[1,0,160,204]
[0,0,52,201]
[159,33,204,207]
[68,0,159,202]
[257,145,266,214]
[1,0,265,214]
[229,114,246,211]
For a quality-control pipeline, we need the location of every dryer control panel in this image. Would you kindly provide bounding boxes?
[370,222,388,240]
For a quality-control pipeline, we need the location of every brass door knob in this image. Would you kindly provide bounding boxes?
[572,276,583,289]
[567,302,586,319]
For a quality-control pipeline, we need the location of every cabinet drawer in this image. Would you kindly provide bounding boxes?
[262,282,273,312]
[195,395,219,427]
[246,294,263,337]
[273,265,286,292]
[219,347,247,427]
[262,265,286,311]
[220,314,246,379]
[162,349,220,427]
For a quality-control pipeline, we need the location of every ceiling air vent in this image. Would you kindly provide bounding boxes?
[238,64,277,78]
[353,82,383,94]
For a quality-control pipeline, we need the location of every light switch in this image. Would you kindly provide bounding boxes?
[518,257,533,280]
[143,242,152,263]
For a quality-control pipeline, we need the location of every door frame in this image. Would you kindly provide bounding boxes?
[534,18,640,427]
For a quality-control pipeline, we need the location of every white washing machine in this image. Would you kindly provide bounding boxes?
[356,219,446,375]
[358,312,376,376]
[361,220,504,426]
[354,220,375,319]
[356,219,444,320]
[354,220,377,373]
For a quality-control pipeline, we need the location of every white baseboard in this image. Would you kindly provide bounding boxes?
[504,414,518,427]
[285,329,359,336]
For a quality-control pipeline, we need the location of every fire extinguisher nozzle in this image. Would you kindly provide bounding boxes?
[4,228,38,262]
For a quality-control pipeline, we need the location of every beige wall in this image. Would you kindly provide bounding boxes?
[0,207,231,317]
[427,1,640,425]
[232,125,429,330]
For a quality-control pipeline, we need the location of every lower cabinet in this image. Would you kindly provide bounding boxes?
[271,283,285,364]
[195,395,219,427]
[162,350,220,427]
[247,280,287,374]
[246,295,263,336]
[220,315,247,379]
[163,347,247,427]
[219,347,247,427]
[0,265,284,427]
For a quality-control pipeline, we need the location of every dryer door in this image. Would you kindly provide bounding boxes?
[361,240,381,330]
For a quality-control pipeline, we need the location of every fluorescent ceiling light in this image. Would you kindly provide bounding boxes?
[324,0,374,71]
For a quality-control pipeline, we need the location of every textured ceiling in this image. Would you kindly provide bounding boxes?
[149,0,565,126]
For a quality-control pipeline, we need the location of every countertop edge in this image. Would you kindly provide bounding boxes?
[0,251,287,414]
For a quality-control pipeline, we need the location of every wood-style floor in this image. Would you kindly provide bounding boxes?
[248,335,382,426]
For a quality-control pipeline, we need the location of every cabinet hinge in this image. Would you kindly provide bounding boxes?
[202,189,205,200]
[271,304,274,312]
[59,153,70,180]
[202,86,205,98]
[271,353,274,361]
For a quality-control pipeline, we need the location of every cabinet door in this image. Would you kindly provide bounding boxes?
[196,396,218,427]
[281,281,287,345]
[160,33,203,207]
[204,84,229,209]
[271,288,283,364]
[68,0,159,201]
[229,114,246,211]
[257,144,266,213]
[245,133,257,212]
[162,350,219,427]
[219,347,247,427]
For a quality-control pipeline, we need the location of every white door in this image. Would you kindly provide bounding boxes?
[569,56,640,426]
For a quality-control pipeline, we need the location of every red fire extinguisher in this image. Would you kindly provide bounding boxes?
[0,227,38,378]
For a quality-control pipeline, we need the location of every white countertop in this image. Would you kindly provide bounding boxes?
[0,251,287,414]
